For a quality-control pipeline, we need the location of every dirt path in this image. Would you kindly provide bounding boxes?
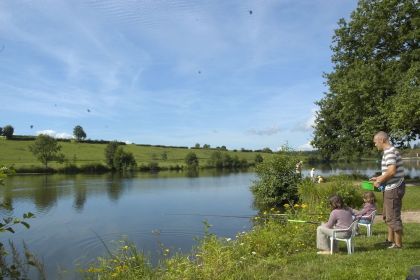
[375,211,420,223]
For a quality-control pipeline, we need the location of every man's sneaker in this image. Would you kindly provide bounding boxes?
[387,243,402,249]
[384,240,393,246]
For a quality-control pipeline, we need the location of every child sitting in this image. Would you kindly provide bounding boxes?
[352,191,376,224]
[316,195,354,254]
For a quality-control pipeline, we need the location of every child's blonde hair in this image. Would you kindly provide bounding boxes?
[363,191,375,203]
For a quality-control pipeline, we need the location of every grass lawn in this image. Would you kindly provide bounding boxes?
[0,139,275,170]
[271,223,420,280]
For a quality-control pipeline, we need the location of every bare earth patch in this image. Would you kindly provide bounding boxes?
[375,211,420,223]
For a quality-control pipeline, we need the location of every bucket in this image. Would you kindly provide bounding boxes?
[361,181,375,191]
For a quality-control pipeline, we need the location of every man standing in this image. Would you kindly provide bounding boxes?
[310,168,316,182]
[370,131,405,249]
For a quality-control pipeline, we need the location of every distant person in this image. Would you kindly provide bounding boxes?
[316,195,353,254]
[295,161,303,175]
[317,176,324,184]
[351,191,376,223]
[310,168,316,182]
[370,131,405,249]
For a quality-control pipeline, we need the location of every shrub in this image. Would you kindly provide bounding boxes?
[185,152,199,168]
[298,176,363,211]
[251,155,301,210]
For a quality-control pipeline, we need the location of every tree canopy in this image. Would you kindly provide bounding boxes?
[73,125,87,141]
[2,125,14,139]
[312,0,419,161]
[104,141,137,171]
[29,134,65,169]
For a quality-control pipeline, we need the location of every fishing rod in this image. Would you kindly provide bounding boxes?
[285,219,319,225]
[167,213,328,219]
[166,213,325,224]
[166,213,258,219]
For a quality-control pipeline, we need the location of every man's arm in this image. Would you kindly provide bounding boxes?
[372,165,396,187]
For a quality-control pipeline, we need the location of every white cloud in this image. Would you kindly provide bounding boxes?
[291,108,317,132]
[36,130,73,139]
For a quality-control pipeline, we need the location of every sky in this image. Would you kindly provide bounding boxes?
[0,0,358,151]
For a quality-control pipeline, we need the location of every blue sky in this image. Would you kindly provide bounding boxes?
[0,0,357,150]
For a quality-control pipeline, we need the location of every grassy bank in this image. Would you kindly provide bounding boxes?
[83,182,420,280]
[0,139,277,172]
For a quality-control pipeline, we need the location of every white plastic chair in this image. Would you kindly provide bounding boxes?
[329,219,358,254]
[357,210,377,237]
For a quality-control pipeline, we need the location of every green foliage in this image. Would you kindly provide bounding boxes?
[254,154,264,164]
[73,125,87,141]
[161,151,168,161]
[105,141,120,168]
[207,151,249,169]
[28,134,65,169]
[298,177,363,211]
[105,142,137,171]
[251,155,301,210]
[184,152,199,168]
[312,0,420,161]
[2,125,14,139]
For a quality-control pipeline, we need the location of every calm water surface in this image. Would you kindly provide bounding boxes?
[1,171,257,279]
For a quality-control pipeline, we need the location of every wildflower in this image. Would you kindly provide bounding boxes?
[240,243,244,246]
[122,245,129,250]
[251,251,256,255]
[294,204,300,208]
[301,204,307,209]
[270,207,275,211]
[263,211,267,215]
[226,238,231,242]
[283,204,290,208]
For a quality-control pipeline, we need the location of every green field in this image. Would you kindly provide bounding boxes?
[0,139,276,170]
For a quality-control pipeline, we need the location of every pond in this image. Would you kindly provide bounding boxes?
[1,160,419,279]
[1,170,257,279]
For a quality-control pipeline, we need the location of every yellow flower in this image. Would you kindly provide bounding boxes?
[294,204,300,208]
[301,204,307,209]
[122,245,129,250]
[283,204,290,208]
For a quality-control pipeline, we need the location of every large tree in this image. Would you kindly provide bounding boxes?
[312,0,419,161]
[73,125,87,141]
[2,125,14,139]
[29,134,65,169]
